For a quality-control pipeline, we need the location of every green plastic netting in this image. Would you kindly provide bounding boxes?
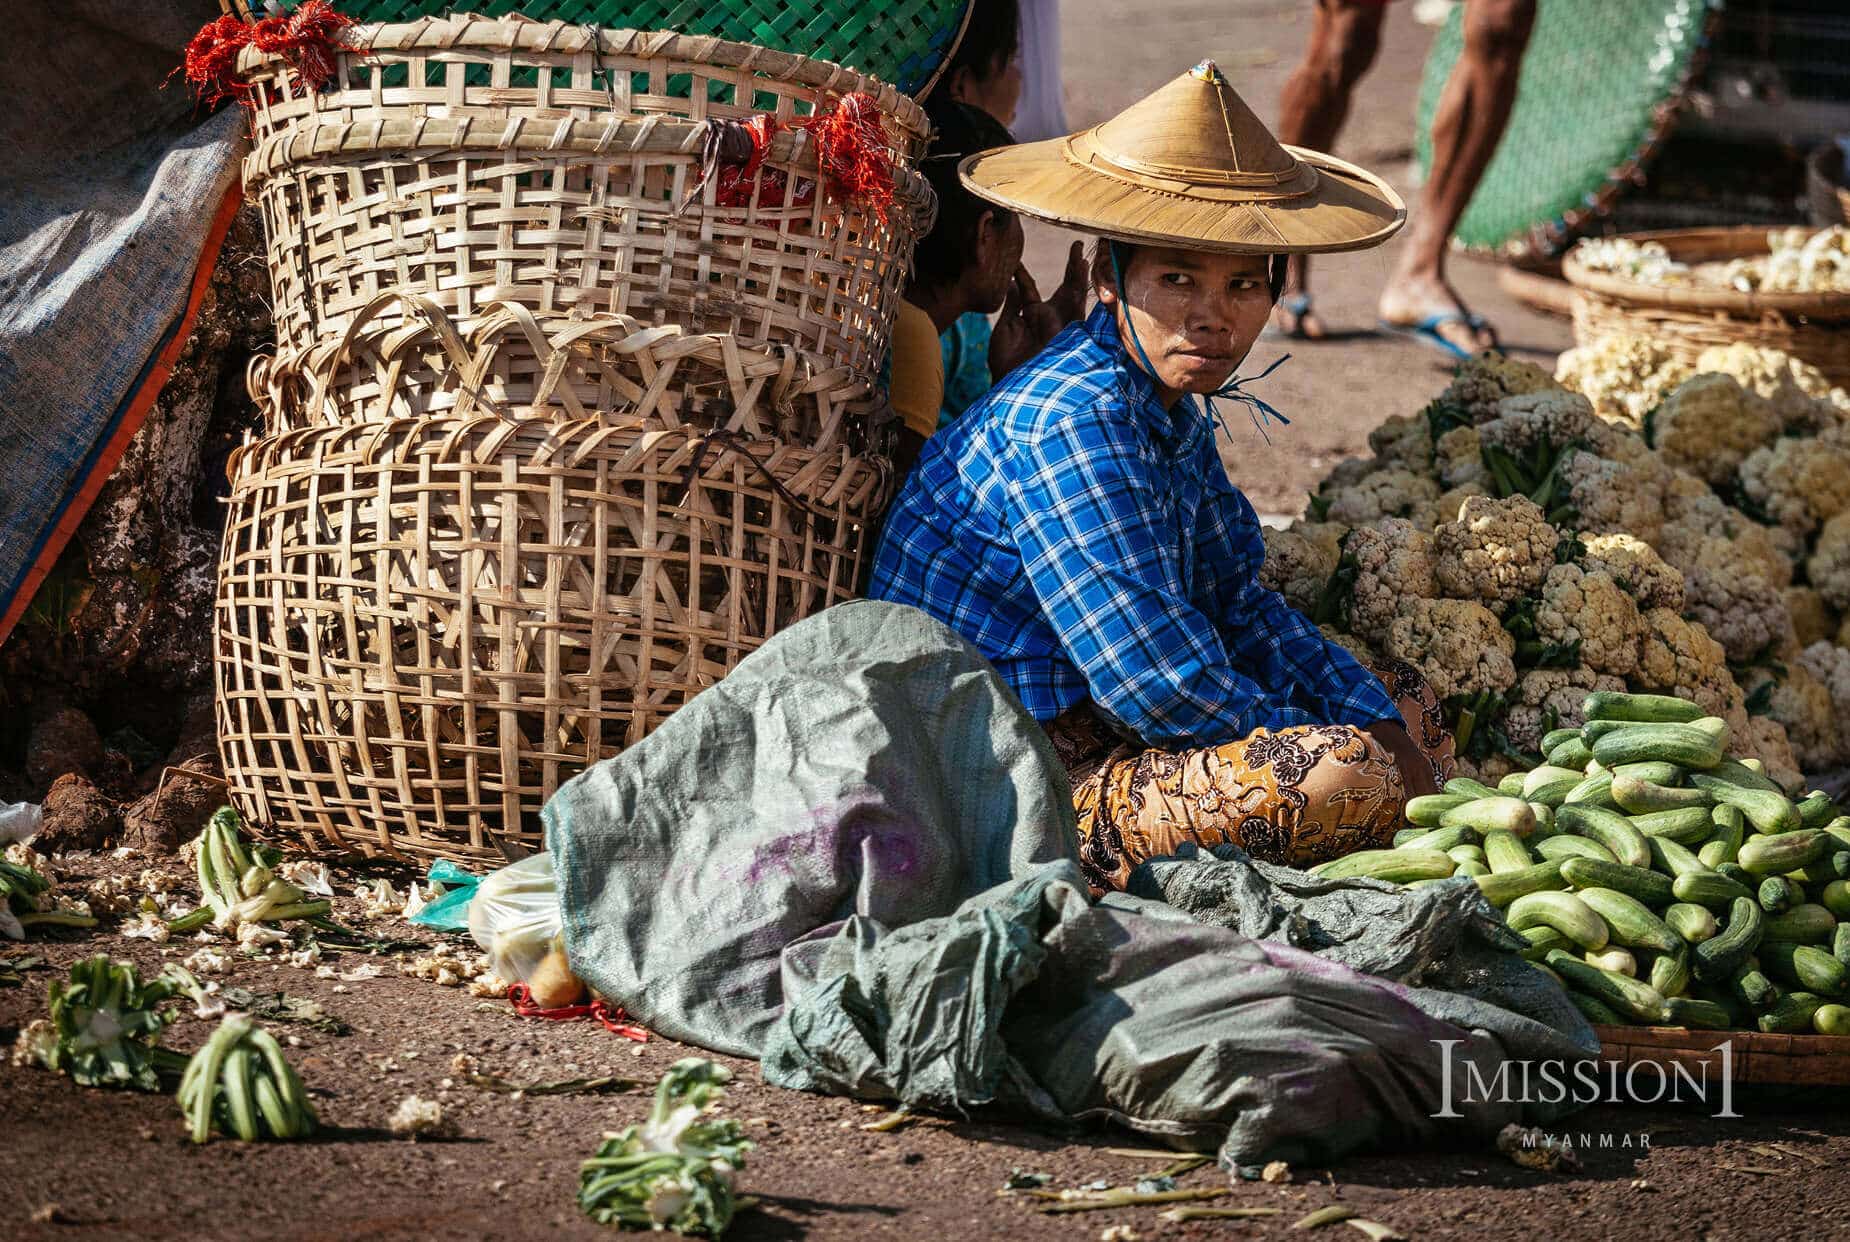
[1414,0,1716,257]
[278,0,969,96]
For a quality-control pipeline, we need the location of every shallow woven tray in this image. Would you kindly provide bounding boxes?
[215,416,888,862]
[1595,1024,1850,1086]
[1563,226,1850,389]
[238,19,932,385]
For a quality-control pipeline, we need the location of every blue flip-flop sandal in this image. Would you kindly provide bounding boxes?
[1378,310,1499,360]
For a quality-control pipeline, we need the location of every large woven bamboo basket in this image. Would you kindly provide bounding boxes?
[237,18,933,384]
[247,289,888,455]
[215,415,888,862]
[1563,227,1850,388]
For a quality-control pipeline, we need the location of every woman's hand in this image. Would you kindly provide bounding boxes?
[989,244,1089,380]
[1365,719,1440,800]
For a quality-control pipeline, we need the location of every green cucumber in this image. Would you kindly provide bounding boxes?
[1519,925,1573,961]
[1739,830,1829,876]
[1575,886,1680,952]
[1585,946,1638,977]
[1582,691,1705,724]
[1508,891,1609,950]
[1689,774,1800,835]
[1627,806,1715,845]
[1311,849,1456,883]
[1824,879,1850,919]
[1612,762,1686,787]
[1730,964,1780,1010]
[1836,922,1850,969]
[1455,859,1490,878]
[1528,803,1558,841]
[1760,991,1826,1033]
[1664,902,1720,945]
[1447,844,1487,866]
[1439,796,1538,837]
[1444,777,1500,799]
[1396,824,1479,853]
[1702,758,1786,795]
[1693,897,1764,982]
[1761,903,1838,945]
[1475,860,1567,907]
[1698,805,1747,868]
[1758,941,1847,992]
[1647,946,1691,997]
[1665,996,1736,1029]
[1823,817,1850,854]
[1562,856,1676,908]
[1556,804,1651,868]
[1482,830,1534,874]
[1793,852,1850,885]
[1569,991,1624,1026]
[1546,737,1596,771]
[1563,771,1618,809]
[1590,719,1727,771]
[1645,835,1710,880]
[1578,720,1633,744]
[1535,835,1618,865]
[1405,793,1473,827]
[1524,764,1587,801]
[1718,862,1754,888]
[1612,772,1711,815]
[1544,949,1669,1023]
[1499,772,1528,796]
[1798,792,1837,829]
[1541,727,1583,755]
[1813,1003,1850,1035]
[1758,875,1800,915]
[1672,869,1755,910]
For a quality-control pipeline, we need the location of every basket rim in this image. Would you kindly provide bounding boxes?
[234,17,929,137]
[1562,225,1850,316]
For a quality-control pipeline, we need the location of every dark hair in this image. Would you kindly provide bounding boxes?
[912,99,1017,293]
[1091,240,1288,304]
[941,0,1021,85]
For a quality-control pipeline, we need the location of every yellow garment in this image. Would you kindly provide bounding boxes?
[889,300,945,440]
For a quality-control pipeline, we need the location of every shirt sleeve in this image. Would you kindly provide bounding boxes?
[1002,401,1322,748]
[889,303,945,440]
[1192,474,1404,730]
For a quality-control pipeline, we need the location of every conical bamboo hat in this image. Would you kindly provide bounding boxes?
[960,61,1405,254]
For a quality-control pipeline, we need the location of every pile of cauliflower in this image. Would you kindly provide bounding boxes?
[1572,227,1850,295]
[1268,344,1850,789]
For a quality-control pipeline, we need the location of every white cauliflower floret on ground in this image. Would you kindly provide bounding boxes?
[1479,389,1598,455]
[1740,665,1843,771]
[1503,666,1626,754]
[1696,342,1846,433]
[1636,607,1748,736]
[1382,598,1517,701]
[1433,495,1558,615]
[1738,437,1850,539]
[1535,564,1643,677]
[1345,519,1438,637]
[1809,510,1850,611]
[388,1095,457,1140]
[1578,534,1684,611]
[1555,335,1691,428]
[1786,587,1836,649]
[1323,468,1442,528]
[1740,715,1804,794]
[1366,412,1433,471]
[1554,449,1668,543]
[1434,425,1488,489]
[1435,353,1562,424]
[1648,373,1780,486]
[1682,559,1795,664]
[1260,524,1343,614]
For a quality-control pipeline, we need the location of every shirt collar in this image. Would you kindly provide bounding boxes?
[1081,303,1211,454]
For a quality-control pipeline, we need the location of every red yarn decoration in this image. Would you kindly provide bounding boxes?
[176,0,354,108]
[712,92,896,219]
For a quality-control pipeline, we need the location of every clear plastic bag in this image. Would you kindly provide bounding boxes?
[467,852,564,987]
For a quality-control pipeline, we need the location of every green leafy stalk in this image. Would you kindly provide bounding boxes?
[28,955,194,1091]
[578,1059,753,1236]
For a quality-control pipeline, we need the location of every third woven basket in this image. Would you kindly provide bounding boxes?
[215,415,888,862]
[237,18,934,386]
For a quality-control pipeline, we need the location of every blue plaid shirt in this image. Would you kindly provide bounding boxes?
[868,304,1402,748]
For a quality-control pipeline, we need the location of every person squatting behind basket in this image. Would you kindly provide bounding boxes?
[869,61,1455,892]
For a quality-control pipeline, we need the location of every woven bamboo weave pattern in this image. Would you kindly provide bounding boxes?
[272,0,971,98]
[1564,227,1850,389]
[215,416,888,862]
[248,290,887,454]
[238,20,931,383]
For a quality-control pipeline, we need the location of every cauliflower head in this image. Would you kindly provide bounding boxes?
[1320,623,1377,667]
[1656,495,1795,590]
[1554,334,1691,428]
[1695,342,1847,433]
[1797,639,1850,725]
[1323,467,1442,528]
[1534,563,1643,676]
[1577,533,1684,611]
[1503,665,1626,754]
[1435,353,1561,425]
[1738,436,1850,539]
[1260,524,1344,613]
[1435,483,1490,524]
[1383,598,1518,701]
[1808,509,1850,611]
[1366,413,1433,472]
[1479,389,1598,457]
[1636,606,1747,735]
[1740,664,1843,771]
[1740,715,1804,794]
[1682,560,1796,664]
[1785,587,1836,649]
[1344,518,1439,638]
[1554,449,1669,543]
[1434,425,1489,490]
[1648,373,1779,486]
[1433,494,1558,615]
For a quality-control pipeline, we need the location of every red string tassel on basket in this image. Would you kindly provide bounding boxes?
[711,91,895,220]
[177,0,353,108]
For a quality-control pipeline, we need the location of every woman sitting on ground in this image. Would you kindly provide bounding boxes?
[869,62,1453,891]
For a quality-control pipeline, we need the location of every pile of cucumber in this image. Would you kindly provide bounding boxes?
[1311,691,1850,1036]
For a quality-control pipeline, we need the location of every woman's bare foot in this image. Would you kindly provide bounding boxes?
[1377,273,1497,356]
[1273,291,1327,340]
